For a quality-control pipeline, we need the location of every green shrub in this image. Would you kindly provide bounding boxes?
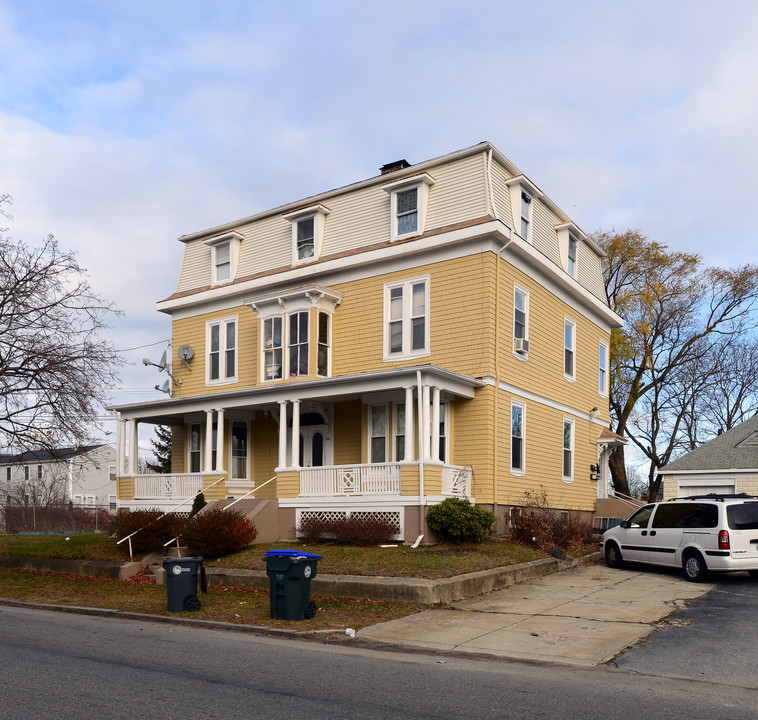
[298,514,399,545]
[182,507,257,557]
[426,498,495,543]
[110,509,186,555]
[189,492,207,518]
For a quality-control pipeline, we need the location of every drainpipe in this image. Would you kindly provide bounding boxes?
[492,231,514,530]
[416,369,425,536]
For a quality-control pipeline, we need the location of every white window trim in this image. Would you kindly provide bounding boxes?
[383,275,431,361]
[206,316,238,386]
[563,317,576,382]
[510,401,526,476]
[513,284,530,359]
[599,340,609,397]
[562,417,575,483]
[316,310,331,378]
[204,231,243,286]
[283,204,331,265]
[368,403,389,463]
[556,222,587,278]
[286,310,310,378]
[261,315,284,382]
[506,176,542,245]
[383,173,435,242]
[230,420,249,481]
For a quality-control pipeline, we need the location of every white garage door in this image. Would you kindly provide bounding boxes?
[678,481,736,496]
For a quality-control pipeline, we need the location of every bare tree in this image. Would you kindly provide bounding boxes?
[0,195,122,451]
[596,229,758,497]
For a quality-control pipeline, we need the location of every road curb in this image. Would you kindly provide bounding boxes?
[0,551,600,604]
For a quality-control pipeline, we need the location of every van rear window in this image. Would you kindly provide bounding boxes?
[727,503,758,530]
[652,503,718,529]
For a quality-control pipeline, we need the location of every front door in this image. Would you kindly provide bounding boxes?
[300,426,330,467]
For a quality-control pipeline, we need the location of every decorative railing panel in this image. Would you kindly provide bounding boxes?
[133,474,204,500]
[300,464,401,497]
[441,465,472,497]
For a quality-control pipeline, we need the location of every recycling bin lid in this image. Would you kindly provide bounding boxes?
[264,549,321,559]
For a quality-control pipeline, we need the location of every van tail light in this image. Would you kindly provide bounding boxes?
[719,530,730,550]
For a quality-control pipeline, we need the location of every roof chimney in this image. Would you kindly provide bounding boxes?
[380,159,411,175]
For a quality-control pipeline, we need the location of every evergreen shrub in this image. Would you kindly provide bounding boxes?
[426,498,495,543]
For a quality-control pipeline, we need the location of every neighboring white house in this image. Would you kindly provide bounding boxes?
[0,445,118,510]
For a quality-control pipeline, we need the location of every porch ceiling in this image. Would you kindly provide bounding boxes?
[109,364,483,423]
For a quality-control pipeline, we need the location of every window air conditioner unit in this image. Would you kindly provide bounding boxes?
[514,338,530,354]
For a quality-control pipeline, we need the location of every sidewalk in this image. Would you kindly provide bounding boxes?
[357,564,714,666]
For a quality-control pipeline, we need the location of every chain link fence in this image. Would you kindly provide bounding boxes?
[1,503,114,534]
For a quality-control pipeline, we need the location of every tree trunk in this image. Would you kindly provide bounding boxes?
[608,445,630,497]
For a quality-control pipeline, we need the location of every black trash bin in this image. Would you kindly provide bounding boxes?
[264,550,321,620]
[163,556,207,612]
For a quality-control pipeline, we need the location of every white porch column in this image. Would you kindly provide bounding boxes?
[404,386,414,461]
[278,401,288,469]
[291,400,301,468]
[598,446,610,499]
[128,419,137,475]
[431,387,441,462]
[421,384,431,460]
[215,409,225,472]
[204,409,214,472]
[116,416,126,475]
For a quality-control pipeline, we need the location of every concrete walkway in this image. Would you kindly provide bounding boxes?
[358,564,715,666]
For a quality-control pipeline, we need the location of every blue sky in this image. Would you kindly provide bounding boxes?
[2,0,758,447]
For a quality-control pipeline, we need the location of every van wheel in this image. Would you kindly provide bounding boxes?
[683,551,708,582]
[605,542,625,569]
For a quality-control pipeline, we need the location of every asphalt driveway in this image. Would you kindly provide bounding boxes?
[358,564,715,666]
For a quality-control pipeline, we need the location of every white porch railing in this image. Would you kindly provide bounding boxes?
[133,473,204,500]
[300,464,401,497]
[441,465,472,497]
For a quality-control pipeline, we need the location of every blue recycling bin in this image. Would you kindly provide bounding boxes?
[264,549,321,620]
[163,556,207,612]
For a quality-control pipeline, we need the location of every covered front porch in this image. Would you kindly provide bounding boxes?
[111,365,481,527]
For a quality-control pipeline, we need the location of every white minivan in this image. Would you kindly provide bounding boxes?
[601,494,758,582]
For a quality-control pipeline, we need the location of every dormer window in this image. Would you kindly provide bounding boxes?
[283,205,330,264]
[556,222,587,279]
[568,235,577,277]
[520,191,532,239]
[204,231,243,286]
[383,172,435,242]
[506,176,541,244]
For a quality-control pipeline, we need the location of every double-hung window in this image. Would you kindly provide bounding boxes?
[568,236,577,277]
[369,405,388,463]
[263,317,283,380]
[394,403,406,461]
[599,341,609,396]
[564,318,576,381]
[288,311,309,377]
[207,317,237,384]
[231,421,248,480]
[317,311,330,376]
[283,205,330,264]
[514,286,529,355]
[511,402,525,473]
[37,465,42,481]
[520,191,532,239]
[205,231,242,286]
[383,173,435,242]
[189,423,202,473]
[385,277,430,360]
[562,419,574,482]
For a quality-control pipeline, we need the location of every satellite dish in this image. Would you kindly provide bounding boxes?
[157,349,168,371]
[154,379,171,396]
[177,345,194,361]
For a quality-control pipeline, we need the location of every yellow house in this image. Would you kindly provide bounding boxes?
[111,142,624,542]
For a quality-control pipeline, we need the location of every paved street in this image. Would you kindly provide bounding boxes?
[1,603,757,720]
